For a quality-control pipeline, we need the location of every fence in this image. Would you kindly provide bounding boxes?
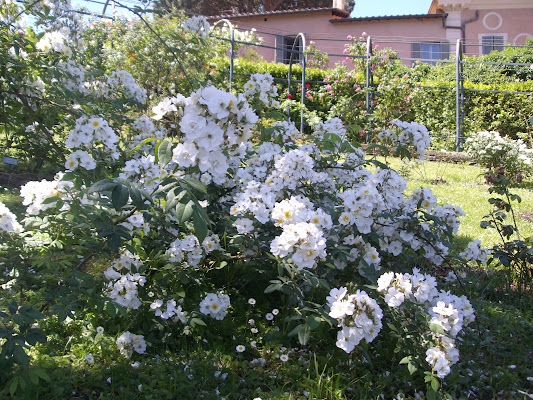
[209,23,533,152]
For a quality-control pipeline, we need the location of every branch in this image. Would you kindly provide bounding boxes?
[39,250,97,312]
[15,92,66,162]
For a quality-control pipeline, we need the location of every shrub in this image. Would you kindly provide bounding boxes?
[465,130,533,179]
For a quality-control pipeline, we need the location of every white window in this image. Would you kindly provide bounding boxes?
[479,34,506,55]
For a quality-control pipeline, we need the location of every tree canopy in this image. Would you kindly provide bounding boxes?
[155,0,355,16]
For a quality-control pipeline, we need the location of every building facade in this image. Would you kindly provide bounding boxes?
[208,0,533,66]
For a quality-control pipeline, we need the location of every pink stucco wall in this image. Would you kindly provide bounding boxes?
[461,8,533,56]
[229,12,447,67]
[216,6,533,67]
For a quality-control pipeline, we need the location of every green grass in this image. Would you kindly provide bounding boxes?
[380,157,533,248]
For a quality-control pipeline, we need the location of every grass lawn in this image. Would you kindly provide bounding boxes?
[378,157,533,249]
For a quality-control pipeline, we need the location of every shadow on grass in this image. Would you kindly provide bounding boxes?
[451,233,478,251]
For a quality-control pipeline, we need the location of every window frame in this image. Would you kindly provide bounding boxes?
[478,33,507,55]
[411,41,450,66]
[275,34,304,65]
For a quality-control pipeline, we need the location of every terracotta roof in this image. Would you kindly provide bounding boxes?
[206,7,350,21]
[330,13,446,23]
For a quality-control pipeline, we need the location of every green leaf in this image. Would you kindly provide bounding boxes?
[175,199,194,224]
[407,362,418,375]
[126,137,159,158]
[431,376,440,392]
[31,367,50,382]
[429,323,446,335]
[264,282,282,293]
[106,302,116,318]
[165,188,186,212]
[13,344,29,367]
[305,314,322,330]
[426,386,437,400]
[399,356,412,365]
[41,196,60,205]
[8,302,18,315]
[89,179,118,193]
[129,187,144,209]
[190,318,206,327]
[193,207,207,243]
[10,376,19,397]
[112,184,129,210]
[156,140,173,166]
[298,325,311,345]
[181,177,207,197]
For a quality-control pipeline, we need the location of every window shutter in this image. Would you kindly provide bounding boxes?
[481,36,492,55]
[411,42,421,65]
[494,35,504,51]
[440,41,450,60]
[275,35,283,63]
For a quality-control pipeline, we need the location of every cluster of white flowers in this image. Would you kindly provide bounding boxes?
[119,155,165,192]
[116,331,146,358]
[150,299,186,322]
[65,149,96,171]
[66,116,118,151]
[459,239,490,263]
[0,201,22,232]
[378,120,431,160]
[153,85,258,185]
[20,177,71,215]
[214,25,263,45]
[36,30,70,54]
[199,292,231,320]
[129,116,166,153]
[341,234,381,271]
[465,130,533,177]
[271,120,303,143]
[269,195,330,269]
[57,60,86,92]
[271,221,327,269]
[225,109,462,272]
[183,16,210,38]
[327,287,383,353]
[167,234,220,268]
[377,268,475,378]
[64,115,119,169]
[243,73,278,106]
[107,70,147,104]
[104,253,146,310]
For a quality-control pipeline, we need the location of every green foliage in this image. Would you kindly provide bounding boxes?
[481,170,533,292]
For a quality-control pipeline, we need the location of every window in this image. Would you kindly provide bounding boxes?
[411,42,450,65]
[275,35,303,64]
[480,34,505,55]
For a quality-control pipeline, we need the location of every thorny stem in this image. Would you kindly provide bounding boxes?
[504,189,521,241]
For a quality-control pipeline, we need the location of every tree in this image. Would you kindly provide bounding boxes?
[155,0,354,16]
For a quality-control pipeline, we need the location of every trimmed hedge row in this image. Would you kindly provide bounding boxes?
[209,58,533,147]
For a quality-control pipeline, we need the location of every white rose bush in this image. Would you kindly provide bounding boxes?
[0,1,489,397]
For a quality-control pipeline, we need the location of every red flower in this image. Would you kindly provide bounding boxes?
[287,94,293,99]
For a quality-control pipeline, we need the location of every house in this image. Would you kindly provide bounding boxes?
[207,0,533,66]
